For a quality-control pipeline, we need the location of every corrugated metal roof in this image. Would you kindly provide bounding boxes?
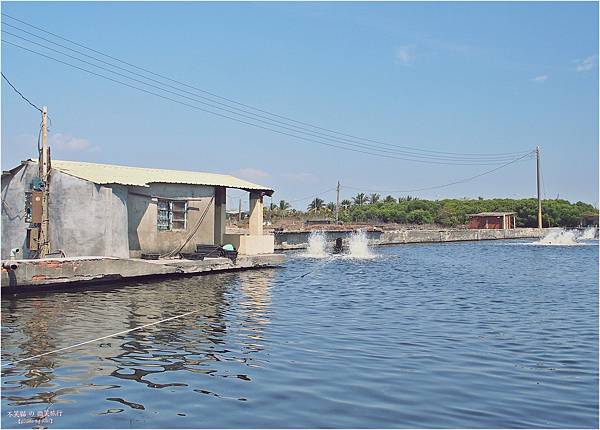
[468,212,516,217]
[23,160,273,195]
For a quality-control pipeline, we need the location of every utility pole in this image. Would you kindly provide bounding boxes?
[536,145,542,230]
[335,181,340,223]
[39,106,51,257]
[238,198,242,223]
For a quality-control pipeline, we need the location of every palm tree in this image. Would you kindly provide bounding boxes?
[384,195,396,204]
[341,199,352,209]
[279,200,291,211]
[353,193,367,206]
[368,193,380,204]
[326,202,336,212]
[308,197,325,212]
[399,195,416,202]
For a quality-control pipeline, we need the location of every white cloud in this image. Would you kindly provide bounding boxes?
[236,167,270,181]
[48,133,92,151]
[395,45,416,65]
[575,55,596,72]
[532,75,548,83]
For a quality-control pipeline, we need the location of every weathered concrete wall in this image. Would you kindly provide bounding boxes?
[1,163,38,259]
[223,233,275,255]
[49,171,129,258]
[0,254,285,290]
[127,183,215,256]
[275,227,547,250]
[1,162,130,259]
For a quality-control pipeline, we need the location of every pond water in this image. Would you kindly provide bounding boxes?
[1,240,598,428]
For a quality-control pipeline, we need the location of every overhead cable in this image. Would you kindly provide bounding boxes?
[1,13,531,161]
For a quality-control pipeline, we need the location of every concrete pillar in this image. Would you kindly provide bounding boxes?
[214,187,226,245]
[249,192,263,236]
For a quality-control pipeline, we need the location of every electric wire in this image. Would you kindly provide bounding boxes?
[285,187,337,204]
[1,33,522,166]
[341,151,536,194]
[1,14,531,160]
[0,25,527,163]
[4,40,527,167]
[1,71,42,112]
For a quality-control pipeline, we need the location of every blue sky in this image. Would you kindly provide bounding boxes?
[1,1,598,209]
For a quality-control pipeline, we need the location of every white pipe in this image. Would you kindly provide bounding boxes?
[2,262,19,271]
[9,248,19,259]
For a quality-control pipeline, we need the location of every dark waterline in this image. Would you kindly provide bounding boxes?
[1,240,598,428]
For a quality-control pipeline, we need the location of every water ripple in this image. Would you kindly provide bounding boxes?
[1,240,598,428]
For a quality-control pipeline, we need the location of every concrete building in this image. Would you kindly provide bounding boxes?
[467,212,516,230]
[1,159,274,259]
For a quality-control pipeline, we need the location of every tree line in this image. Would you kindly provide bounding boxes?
[267,194,597,228]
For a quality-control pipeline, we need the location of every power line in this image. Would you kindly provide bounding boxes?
[3,39,530,167]
[1,28,525,165]
[285,187,337,204]
[2,24,520,163]
[342,151,536,194]
[1,13,532,161]
[1,72,42,112]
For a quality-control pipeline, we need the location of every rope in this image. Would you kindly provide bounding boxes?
[1,257,333,368]
[160,196,214,258]
[1,309,202,368]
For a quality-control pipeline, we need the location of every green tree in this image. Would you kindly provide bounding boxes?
[353,193,367,206]
[279,200,291,211]
[407,209,434,225]
[341,199,352,209]
[368,193,380,204]
[384,195,397,204]
[308,197,325,212]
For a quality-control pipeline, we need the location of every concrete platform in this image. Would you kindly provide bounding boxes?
[0,254,285,292]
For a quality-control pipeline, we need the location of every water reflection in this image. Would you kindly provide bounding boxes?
[2,243,598,428]
[1,270,275,412]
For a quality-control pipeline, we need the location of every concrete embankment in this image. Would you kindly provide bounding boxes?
[275,227,548,250]
[1,254,285,291]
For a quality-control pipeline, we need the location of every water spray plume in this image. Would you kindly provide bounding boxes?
[347,229,374,259]
[579,227,598,240]
[532,228,597,246]
[305,231,327,258]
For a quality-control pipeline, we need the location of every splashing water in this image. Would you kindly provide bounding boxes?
[579,227,598,240]
[305,231,327,258]
[533,229,582,246]
[347,229,375,258]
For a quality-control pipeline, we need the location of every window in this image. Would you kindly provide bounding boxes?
[157,199,187,231]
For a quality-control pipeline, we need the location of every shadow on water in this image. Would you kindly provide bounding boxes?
[1,269,275,418]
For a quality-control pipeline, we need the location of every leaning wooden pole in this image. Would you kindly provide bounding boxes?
[536,145,542,230]
[39,106,51,257]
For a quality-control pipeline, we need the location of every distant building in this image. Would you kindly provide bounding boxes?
[580,213,599,227]
[1,159,274,259]
[468,212,516,229]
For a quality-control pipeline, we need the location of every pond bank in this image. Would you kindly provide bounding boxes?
[275,227,548,250]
